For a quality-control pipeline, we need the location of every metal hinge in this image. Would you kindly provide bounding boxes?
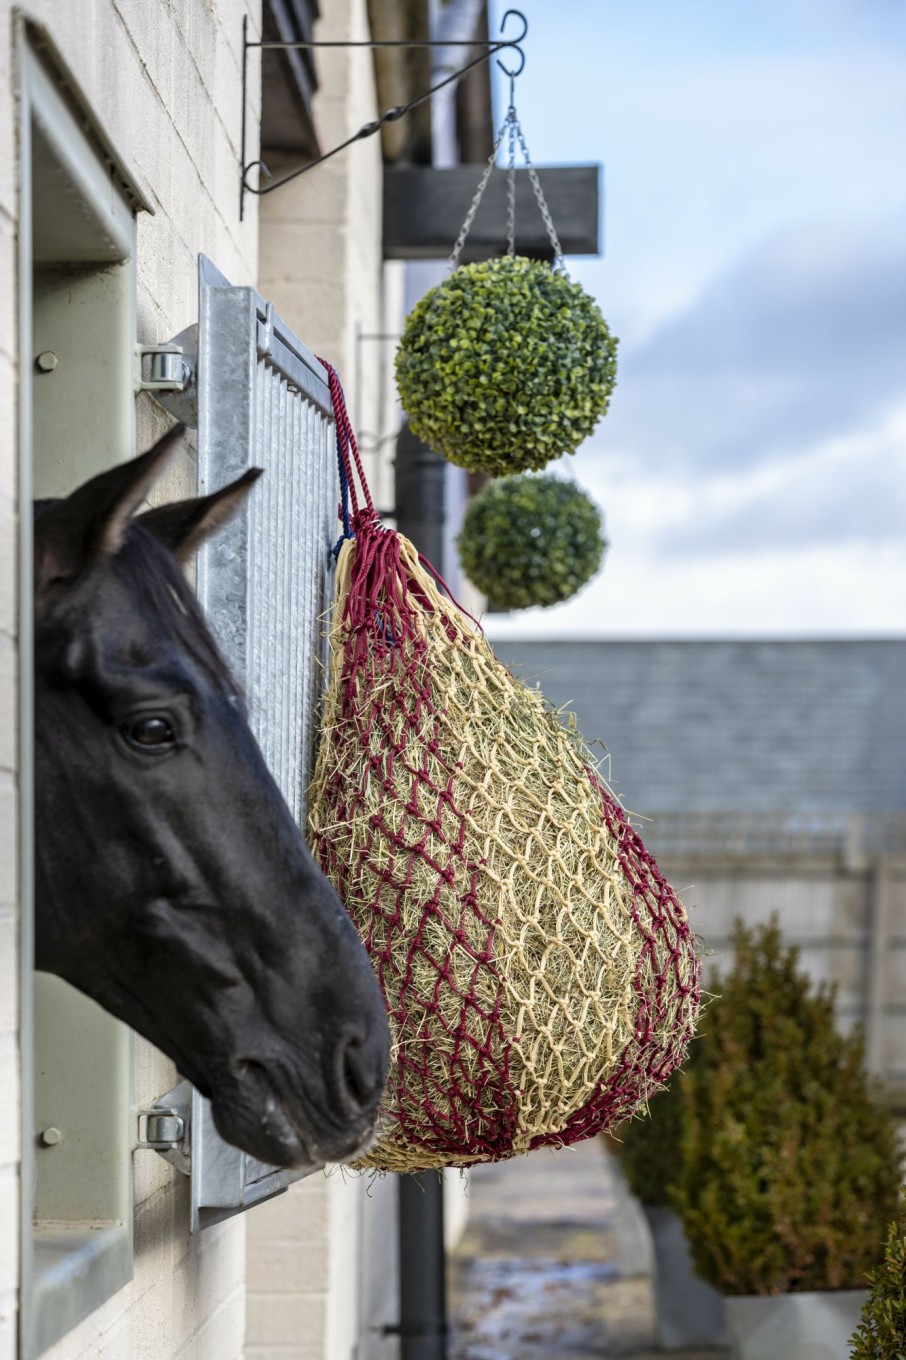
[135,343,191,393]
[134,326,199,427]
[135,1079,192,1176]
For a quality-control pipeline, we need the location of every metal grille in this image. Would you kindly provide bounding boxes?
[174,254,337,1229]
[196,255,335,822]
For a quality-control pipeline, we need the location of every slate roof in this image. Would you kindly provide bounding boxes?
[491,640,906,818]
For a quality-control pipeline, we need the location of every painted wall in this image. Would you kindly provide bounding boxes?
[0,1,263,1355]
[256,0,401,522]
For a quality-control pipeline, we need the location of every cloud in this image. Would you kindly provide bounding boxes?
[479,2,906,637]
[483,538,906,641]
[596,216,906,474]
[655,409,906,554]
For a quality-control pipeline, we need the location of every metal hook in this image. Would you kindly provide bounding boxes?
[239,9,531,215]
[242,159,273,197]
[496,8,528,79]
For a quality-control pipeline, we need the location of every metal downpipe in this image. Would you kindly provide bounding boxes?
[394,419,448,1360]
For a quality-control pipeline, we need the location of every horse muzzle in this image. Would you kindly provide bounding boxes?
[213,1038,385,1169]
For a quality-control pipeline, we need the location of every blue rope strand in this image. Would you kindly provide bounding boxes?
[332,386,354,559]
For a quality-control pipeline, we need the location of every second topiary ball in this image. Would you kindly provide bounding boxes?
[396,256,618,475]
[457,474,607,610]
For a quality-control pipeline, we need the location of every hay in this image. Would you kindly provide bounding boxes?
[308,525,701,1173]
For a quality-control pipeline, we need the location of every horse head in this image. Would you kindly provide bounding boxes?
[33,427,390,1169]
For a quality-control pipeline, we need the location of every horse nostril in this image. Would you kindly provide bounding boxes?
[339,1036,378,1114]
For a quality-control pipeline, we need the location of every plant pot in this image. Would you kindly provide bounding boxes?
[607,1153,654,1280]
[642,1205,731,1350]
[725,1289,868,1360]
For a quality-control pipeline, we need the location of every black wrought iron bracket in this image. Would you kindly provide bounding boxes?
[239,9,528,220]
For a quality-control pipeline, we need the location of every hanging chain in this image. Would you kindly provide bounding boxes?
[447,111,512,272]
[506,76,517,256]
[515,123,565,268]
[447,84,566,273]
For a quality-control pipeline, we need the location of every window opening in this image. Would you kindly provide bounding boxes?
[18,25,150,1357]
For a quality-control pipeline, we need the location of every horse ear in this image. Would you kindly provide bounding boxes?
[34,425,186,601]
[138,468,263,563]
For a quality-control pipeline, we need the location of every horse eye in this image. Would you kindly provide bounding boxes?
[123,715,176,750]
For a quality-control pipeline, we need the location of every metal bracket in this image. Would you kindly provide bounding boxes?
[239,9,528,220]
[134,327,199,427]
[135,1079,192,1177]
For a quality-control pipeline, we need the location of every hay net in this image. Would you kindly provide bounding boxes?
[309,363,702,1172]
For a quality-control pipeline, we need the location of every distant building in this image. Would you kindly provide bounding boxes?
[494,639,906,1101]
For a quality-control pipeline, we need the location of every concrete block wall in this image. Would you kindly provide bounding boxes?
[0,0,264,1355]
[256,0,404,520]
[664,855,906,1089]
[249,3,405,1357]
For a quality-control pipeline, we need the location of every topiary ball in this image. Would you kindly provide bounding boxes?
[457,475,607,610]
[395,256,618,475]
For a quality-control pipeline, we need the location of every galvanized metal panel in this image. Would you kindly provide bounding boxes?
[192,254,337,1227]
[196,253,334,825]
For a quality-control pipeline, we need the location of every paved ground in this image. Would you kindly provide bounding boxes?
[448,1139,726,1360]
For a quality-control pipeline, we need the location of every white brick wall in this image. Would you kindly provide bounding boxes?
[248,2,405,1357]
[246,1175,335,1360]
[0,1,264,1355]
[1,1,425,1355]
[256,0,400,518]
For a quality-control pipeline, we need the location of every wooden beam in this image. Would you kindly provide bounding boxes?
[260,0,321,157]
[383,164,601,260]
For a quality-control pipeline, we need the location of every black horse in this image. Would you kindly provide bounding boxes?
[33,426,389,1169]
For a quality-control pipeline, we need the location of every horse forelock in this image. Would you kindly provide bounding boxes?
[112,520,241,701]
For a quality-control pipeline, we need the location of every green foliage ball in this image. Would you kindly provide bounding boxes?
[395,256,618,475]
[456,475,607,610]
[850,1190,906,1359]
[671,919,901,1296]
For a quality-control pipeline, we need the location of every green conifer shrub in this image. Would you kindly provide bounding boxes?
[395,256,618,476]
[672,920,901,1296]
[850,1189,906,1359]
[456,475,606,610]
[614,1069,691,1209]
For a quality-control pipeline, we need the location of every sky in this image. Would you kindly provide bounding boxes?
[481,0,906,639]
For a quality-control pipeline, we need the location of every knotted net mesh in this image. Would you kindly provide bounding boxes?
[308,506,701,1173]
